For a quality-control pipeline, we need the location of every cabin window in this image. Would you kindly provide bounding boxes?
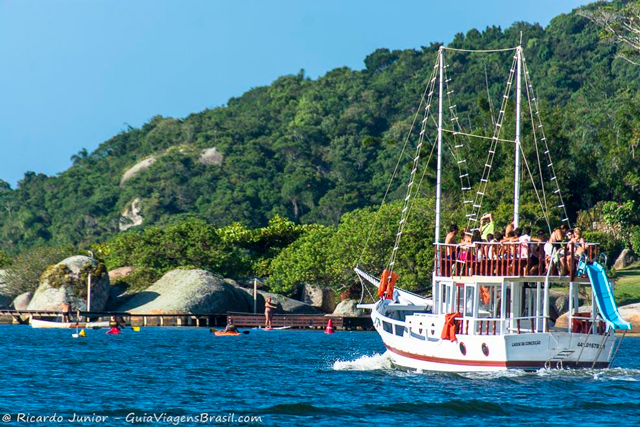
[478,285,496,317]
[440,284,450,313]
[383,321,392,334]
[395,325,405,336]
[464,286,475,317]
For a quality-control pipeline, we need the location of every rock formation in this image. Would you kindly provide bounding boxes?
[120,157,156,186]
[297,283,336,313]
[12,292,32,310]
[119,198,144,231]
[614,249,637,270]
[116,269,250,314]
[27,256,110,312]
[198,147,223,166]
[332,299,365,317]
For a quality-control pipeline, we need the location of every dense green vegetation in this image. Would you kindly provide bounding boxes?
[612,262,640,306]
[1,1,640,296]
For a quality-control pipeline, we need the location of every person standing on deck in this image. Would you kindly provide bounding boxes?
[544,225,568,275]
[444,224,459,259]
[518,227,531,258]
[480,213,495,241]
[264,297,277,329]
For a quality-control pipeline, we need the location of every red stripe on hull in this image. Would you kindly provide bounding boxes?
[385,344,609,370]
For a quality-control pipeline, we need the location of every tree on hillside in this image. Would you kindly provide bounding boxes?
[70,148,89,165]
[580,1,640,65]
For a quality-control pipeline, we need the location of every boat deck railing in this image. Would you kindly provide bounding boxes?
[435,241,599,280]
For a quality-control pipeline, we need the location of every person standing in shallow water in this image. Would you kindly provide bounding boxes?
[264,297,277,329]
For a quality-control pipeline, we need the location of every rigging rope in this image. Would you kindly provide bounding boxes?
[466,53,519,231]
[441,129,515,144]
[484,62,496,126]
[518,142,552,233]
[521,54,572,228]
[355,56,439,267]
[386,54,440,271]
[442,59,473,219]
[443,47,518,53]
[521,55,552,233]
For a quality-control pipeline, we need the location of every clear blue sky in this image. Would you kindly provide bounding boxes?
[0,0,591,187]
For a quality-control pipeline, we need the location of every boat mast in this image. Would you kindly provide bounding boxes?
[513,46,522,228]
[435,47,444,249]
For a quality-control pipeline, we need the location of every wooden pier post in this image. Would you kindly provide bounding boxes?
[253,278,257,314]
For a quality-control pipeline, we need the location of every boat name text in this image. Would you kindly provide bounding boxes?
[511,340,541,347]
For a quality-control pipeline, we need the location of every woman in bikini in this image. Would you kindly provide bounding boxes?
[264,297,278,329]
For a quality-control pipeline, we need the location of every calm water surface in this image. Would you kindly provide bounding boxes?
[0,326,638,426]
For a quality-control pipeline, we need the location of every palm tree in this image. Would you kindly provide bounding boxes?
[70,148,89,165]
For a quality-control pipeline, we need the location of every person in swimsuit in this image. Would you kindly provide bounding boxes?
[545,224,568,275]
[61,302,71,323]
[444,224,459,259]
[264,297,277,329]
[560,227,586,274]
[527,230,546,275]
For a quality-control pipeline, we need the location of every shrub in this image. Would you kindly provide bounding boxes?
[583,231,624,267]
[630,226,640,254]
[112,267,161,293]
[3,246,76,297]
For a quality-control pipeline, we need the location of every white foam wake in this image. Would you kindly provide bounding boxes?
[536,366,640,381]
[332,351,394,371]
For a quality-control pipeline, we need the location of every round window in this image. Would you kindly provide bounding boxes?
[459,342,467,356]
[482,343,490,357]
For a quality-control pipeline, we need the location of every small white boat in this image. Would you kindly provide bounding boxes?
[30,319,110,329]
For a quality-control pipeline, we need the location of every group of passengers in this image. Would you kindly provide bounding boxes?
[443,213,587,275]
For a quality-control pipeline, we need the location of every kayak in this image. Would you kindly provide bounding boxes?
[106,327,122,335]
[31,319,110,329]
[213,331,241,337]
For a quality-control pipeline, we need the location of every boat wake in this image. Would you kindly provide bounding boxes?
[457,369,529,379]
[332,352,394,371]
[535,366,640,381]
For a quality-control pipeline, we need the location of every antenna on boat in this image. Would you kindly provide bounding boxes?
[513,45,522,228]
[435,46,444,251]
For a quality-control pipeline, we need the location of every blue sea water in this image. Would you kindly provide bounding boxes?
[0,326,638,426]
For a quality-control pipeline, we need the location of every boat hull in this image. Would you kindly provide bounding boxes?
[30,319,110,329]
[371,294,615,372]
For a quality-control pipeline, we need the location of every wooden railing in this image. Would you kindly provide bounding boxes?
[453,316,551,336]
[454,317,503,336]
[435,241,599,280]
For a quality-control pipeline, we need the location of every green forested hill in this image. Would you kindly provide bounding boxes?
[1,1,639,254]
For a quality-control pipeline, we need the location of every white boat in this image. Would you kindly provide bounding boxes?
[356,45,631,372]
[30,318,110,329]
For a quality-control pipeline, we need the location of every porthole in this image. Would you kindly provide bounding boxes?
[459,342,467,356]
[482,343,490,357]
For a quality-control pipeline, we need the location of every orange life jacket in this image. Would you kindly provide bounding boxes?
[377,269,399,299]
[441,312,461,342]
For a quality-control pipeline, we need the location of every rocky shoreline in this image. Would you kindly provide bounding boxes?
[0,255,364,320]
